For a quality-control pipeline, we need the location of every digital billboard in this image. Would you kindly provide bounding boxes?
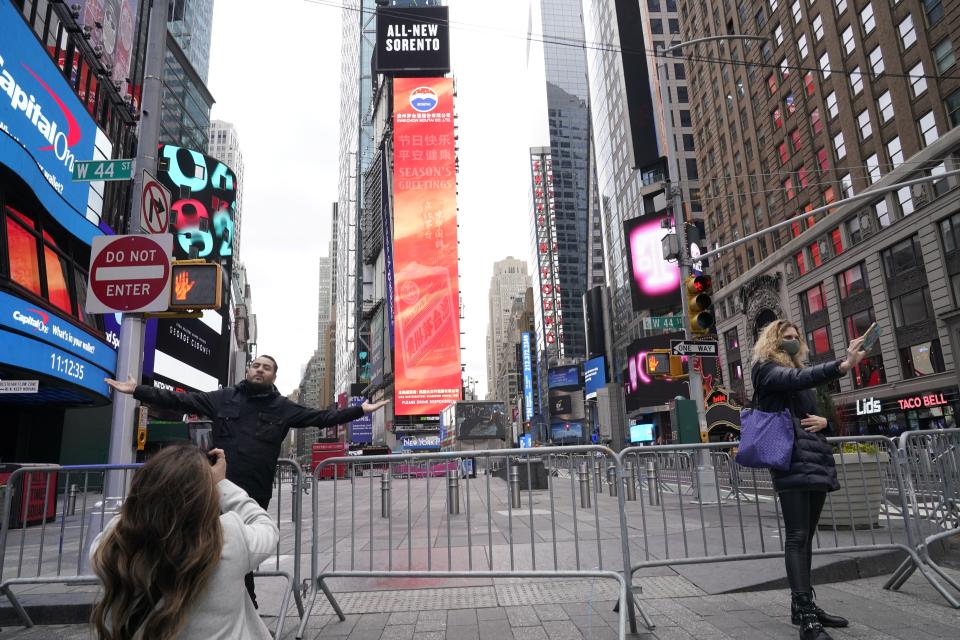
[0,0,99,243]
[583,356,607,400]
[392,77,461,415]
[456,402,508,441]
[624,332,719,412]
[551,422,583,442]
[630,423,656,443]
[548,365,584,426]
[375,6,451,76]
[521,331,534,420]
[349,395,373,444]
[623,213,681,312]
[75,1,139,100]
[530,150,565,360]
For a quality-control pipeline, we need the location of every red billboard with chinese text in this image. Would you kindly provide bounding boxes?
[392,77,462,415]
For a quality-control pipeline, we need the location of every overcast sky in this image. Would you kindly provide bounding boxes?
[206,0,533,396]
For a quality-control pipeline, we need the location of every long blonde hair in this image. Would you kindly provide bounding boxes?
[751,319,808,368]
[91,445,223,640]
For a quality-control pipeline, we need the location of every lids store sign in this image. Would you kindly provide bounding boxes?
[855,393,949,415]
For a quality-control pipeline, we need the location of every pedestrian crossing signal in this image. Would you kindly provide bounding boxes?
[136,425,147,451]
[646,349,684,378]
[169,260,222,310]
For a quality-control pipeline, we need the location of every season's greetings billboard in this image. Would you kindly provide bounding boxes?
[392,77,461,415]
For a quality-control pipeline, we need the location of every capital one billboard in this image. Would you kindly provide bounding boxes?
[392,77,461,415]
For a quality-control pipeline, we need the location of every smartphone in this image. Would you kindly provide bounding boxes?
[861,322,881,351]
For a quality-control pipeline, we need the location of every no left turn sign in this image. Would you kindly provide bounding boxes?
[85,234,173,314]
[140,169,172,234]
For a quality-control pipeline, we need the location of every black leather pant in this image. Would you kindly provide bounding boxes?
[779,490,827,594]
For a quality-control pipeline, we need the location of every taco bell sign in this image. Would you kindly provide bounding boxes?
[522,331,534,420]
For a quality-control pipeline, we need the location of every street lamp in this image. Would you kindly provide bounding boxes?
[657,34,770,500]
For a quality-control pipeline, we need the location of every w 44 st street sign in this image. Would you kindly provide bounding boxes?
[72,159,134,182]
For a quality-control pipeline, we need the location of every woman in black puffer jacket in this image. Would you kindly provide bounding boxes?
[750,319,866,640]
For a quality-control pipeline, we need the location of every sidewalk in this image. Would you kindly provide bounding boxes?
[1,567,957,639]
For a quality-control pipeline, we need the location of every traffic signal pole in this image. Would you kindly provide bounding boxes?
[103,0,170,500]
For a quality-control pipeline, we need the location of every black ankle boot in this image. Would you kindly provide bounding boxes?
[792,593,834,640]
[791,590,849,628]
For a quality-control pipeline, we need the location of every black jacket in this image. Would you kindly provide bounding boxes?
[751,360,843,493]
[134,380,364,506]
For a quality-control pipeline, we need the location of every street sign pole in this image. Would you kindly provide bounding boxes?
[658,46,716,503]
[103,0,169,501]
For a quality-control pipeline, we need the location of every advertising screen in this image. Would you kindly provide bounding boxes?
[456,402,508,440]
[522,331,534,420]
[349,395,373,444]
[548,365,580,389]
[630,423,656,443]
[583,356,607,400]
[74,1,139,100]
[0,0,99,242]
[548,365,584,428]
[551,422,583,442]
[154,316,224,382]
[392,77,461,415]
[623,213,681,312]
[624,332,719,412]
[375,6,451,76]
[0,328,112,399]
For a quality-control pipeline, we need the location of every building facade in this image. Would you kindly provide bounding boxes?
[208,119,245,257]
[168,0,215,83]
[581,0,700,375]
[486,257,531,402]
[678,1,960,435]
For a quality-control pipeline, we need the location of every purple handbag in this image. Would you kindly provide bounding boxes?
[736,394,795,471]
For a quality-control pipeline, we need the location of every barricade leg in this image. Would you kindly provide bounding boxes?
[0,584,33,628]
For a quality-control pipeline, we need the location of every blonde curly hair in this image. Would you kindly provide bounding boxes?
[751,319,807,368]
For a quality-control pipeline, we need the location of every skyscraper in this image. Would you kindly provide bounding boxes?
[208,119,245,257]
[486,258,531,402]
[526,0,604,405]
[160,0,216,150]
[168,0,216,83]
[581,0,699,370]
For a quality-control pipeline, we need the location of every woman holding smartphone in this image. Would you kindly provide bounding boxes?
[751,320,867,640]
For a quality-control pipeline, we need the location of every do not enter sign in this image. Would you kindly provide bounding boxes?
[85,234,173,313]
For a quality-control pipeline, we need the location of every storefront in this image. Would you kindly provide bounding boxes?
[837,386,959,436]
[0,2,118,463]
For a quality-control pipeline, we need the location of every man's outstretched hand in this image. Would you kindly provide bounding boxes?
[361,399,389,414]
[104,376,137,395]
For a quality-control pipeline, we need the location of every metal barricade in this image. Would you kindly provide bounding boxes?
[0,459,305,632]
[884,429,960,605]
[298,445,639,639]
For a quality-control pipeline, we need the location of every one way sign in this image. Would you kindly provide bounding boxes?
[671,340,718,357]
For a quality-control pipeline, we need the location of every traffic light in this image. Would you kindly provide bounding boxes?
[685,274,714,335]
[169,260,222,310]
[646,349,684,378]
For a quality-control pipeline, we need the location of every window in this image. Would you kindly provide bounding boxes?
[826,91,839,118]
[874,198,890,227]
[669,18,680,34]
[674,63,686,80]
[910,62,927,97]
[948,90,960,127]
[846,215,862,244]
[810,108,822,134]
[837,263,866,298]
[819,52,831,78]
[780,56,792,79]
[833,131,847,159]
[807,326,832,356]
[804,284,826,315]
[897,186,915,216]
[842,25,856,55]
[768,73,778,95]
[857,110,872,140]
[773,108,783,129]
[786,92,797,114]
[676,86,689,102]
[651,19,663,34]
[784,176,796,200]
[878,91,893,123]
[798,34,809,60]
[923,0,944,26]
[813,14,824,41]
[791,128,802,151]
[795,252,807,275]
[866,154,881,184]
[851,354,886,388]
[840,173,854,198]
[939,212,960,255]
[860,4,875,34]
[779,142,790,164]
[919,111,939,147]
[792,0,802,23]
[6,209,42,296]
[887,136,903,166]
[799,165,810,188]
[818,147,830,171]
[934,39,956,73]
[804,71,815,95]
[891,288,932,326]
[831,228,843,255]
[851,67,863,94]
[809,240,822,267]
[901,339,945,379]
[775,24,784,46]
[883,235,922,279]
[756,8,767,29]
[835,0,847,15]
[898,15,916,50]
[869,46,885,77]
